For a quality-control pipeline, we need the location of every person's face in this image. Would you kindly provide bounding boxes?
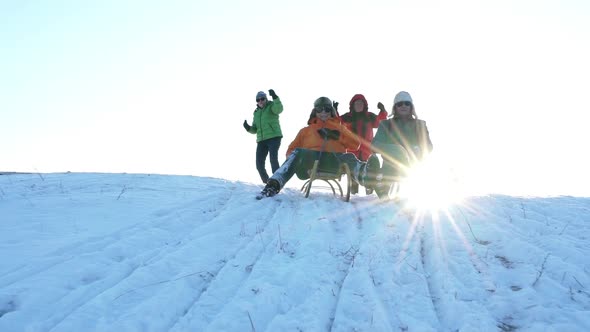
[353,100,364,113]
[256,96,267,107]
[394,101,412,116]
[315,106,332,121]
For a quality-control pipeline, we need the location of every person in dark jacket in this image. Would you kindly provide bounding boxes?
[243,89,283,184]
[340,94,388,194]
[370,91,433,199]
[257,97,379,199]
[340,94,388,161]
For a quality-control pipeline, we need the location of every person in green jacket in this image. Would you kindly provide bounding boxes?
[243,89,284,184]
[369,91,433,199]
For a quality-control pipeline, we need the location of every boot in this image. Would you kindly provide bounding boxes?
[362,154,381,190]
[374,174,391,199]
[351,181,359,195]
[259,179,280,198]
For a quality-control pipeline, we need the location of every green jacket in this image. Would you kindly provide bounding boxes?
[247,98,284,142]
[373,118,433,160]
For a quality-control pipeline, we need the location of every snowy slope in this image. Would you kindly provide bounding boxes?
[0,173,589,332]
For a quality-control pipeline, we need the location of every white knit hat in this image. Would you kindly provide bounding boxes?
[393,91,413,105]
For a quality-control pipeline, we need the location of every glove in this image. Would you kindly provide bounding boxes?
[268,89,278,100]
[328,129,340,140]
[243,120,251,132]
[333,101,339,111]
[377,102,386,112]
[317,128,340,140]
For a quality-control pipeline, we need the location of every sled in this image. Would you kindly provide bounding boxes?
[296,154,352,202]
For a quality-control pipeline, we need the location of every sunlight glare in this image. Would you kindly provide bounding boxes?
[400,157,467,211]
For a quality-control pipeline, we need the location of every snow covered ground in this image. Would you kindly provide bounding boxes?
[0,173,589,331]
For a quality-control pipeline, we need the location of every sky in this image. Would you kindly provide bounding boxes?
[1,0,590,196]
[1,173,589,331]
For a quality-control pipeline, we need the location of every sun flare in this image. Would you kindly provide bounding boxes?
[399,156,467,211]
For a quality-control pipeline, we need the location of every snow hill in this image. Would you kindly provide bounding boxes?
[0,173,589,331]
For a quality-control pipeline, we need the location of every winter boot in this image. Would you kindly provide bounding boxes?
[374,174,390,199]
[351,181,359,195]
[362,154,381,190]
[257,179,280,199]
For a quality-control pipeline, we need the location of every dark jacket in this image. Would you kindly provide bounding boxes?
[372,118,433,161]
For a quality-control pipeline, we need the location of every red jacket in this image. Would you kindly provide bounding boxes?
[286,117,360,157]
[340,94,387,161]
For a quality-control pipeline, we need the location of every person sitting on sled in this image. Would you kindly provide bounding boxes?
[370,91,433,199]
[340,93,388,194]
[258,97,380,198]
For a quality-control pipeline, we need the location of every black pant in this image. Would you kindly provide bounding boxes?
[256,136,282,183]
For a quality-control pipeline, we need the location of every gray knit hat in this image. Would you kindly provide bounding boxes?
[256,91,267,100]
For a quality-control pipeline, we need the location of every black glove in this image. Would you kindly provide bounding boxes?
[243,120,251,132]
[317,128,340,140]
[268,89,278,100]
[333,101,339,111]
[328,129,340,140]
[377,102,385,112]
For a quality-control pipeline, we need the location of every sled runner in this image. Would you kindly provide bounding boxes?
[296,153,352,202]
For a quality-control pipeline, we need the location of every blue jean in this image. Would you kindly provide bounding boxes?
[256,136,282,183]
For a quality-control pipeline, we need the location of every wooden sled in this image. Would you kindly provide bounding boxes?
[298,157,352,202]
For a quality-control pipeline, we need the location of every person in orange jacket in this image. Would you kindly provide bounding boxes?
[257,97,380,199]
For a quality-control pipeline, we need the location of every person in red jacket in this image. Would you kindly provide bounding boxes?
[339,94,388,194]
[257,97,379,199]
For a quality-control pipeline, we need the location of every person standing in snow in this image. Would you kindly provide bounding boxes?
[257,96,380,198]
[243,89,283,184]
[340,94,388,194]
[370,91,433,199]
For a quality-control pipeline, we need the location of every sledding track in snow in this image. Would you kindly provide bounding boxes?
[1,174,589,331]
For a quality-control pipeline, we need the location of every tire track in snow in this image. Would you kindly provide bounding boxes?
[171,191,326,332]
[333,200,405,331]
[1,184,270,331]
[418,219,444,328]
[0,188,235,289]
[326,200,364,331]
[361,201,418,331]
[193,193,365,332]
[87,188,283,332]
[165,196,291,331]
[326,198,384,331]
[458,197,590,328]
[22,187,244,331]
[419,207,500,331]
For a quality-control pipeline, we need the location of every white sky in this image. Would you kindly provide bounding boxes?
[1,0,589,196]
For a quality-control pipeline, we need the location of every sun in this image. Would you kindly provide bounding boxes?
[398,155,468,211]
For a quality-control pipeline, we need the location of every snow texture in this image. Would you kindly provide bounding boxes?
[0,173,589,331]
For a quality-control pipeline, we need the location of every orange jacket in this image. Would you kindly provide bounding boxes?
[286,117,361,157]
